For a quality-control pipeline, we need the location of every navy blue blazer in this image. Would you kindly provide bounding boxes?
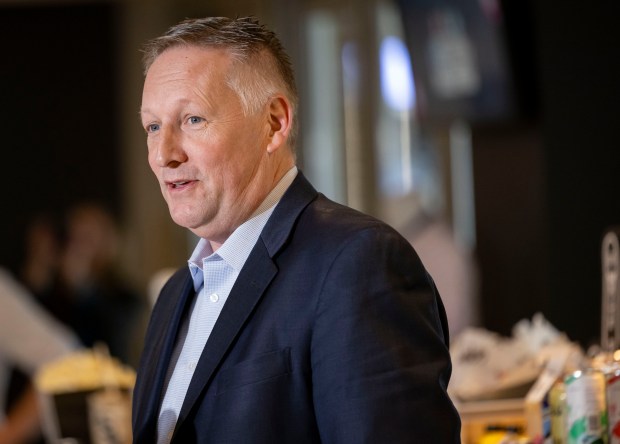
[132,172,461,443]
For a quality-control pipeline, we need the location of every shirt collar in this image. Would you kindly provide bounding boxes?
[188,166,297,290]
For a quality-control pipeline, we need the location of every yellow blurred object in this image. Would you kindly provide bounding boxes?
[34,345,135,444]
[35,345,135,394]
[478,425,529,444]
[478,428,507,444]
[457,398,527,444]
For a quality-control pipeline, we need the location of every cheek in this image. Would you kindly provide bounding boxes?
[146,147,160,175]
[229,130,268,164]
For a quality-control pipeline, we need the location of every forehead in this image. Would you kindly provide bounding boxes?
[141,46,236,114]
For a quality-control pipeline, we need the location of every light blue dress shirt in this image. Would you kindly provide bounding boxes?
[157,167,298,444]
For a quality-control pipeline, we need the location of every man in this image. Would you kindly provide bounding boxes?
[133,16,461,443]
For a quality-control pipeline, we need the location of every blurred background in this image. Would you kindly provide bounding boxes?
[0,0,619,361]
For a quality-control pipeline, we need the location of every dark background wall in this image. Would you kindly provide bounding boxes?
[475,1,620,348]
[0,2,120,273]
[538,2,620,348]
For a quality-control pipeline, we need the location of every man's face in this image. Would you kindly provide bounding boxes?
[141,46,274,244]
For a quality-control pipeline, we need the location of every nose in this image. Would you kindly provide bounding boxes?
[153,127,188,168]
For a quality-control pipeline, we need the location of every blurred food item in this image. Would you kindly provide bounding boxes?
[35,346,135,394]
[34,345,135,444]
[450,313,583,402]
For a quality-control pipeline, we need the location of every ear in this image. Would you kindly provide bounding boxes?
[266,95,292,154]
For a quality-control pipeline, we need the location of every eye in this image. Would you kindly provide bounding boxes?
[145,123,160,133]
[187,116,205,125]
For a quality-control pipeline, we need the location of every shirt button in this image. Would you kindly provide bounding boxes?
[209,293,219,302]
[187,361,196,371]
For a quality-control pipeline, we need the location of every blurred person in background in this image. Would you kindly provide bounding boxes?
[132,16,460,443]
[0,267,78,443]
[54,202,145,366]
[18,213,63,305]
[17,204,146,367]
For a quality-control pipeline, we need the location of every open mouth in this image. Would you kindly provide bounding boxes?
[167,180,192,189]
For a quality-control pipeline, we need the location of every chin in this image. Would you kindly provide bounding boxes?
[170,209,211,235]
[169,207,199,230]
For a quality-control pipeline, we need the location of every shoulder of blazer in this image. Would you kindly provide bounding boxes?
[261,170,397,256]
[260,170,319,257]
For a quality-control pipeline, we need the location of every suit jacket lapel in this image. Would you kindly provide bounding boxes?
[134,269,195,443]
[173,172,318,435]
[174,240,277,433]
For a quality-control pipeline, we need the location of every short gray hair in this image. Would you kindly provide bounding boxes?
[142,16,299,149]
